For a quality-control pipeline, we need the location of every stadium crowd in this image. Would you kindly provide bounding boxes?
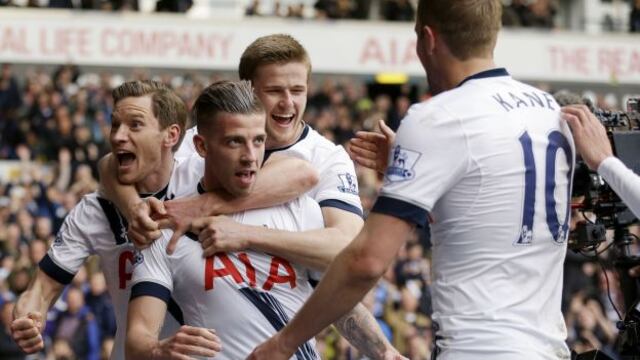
[0,62,637,359]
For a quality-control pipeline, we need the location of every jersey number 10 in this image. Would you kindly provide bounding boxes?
[517,130,573,245]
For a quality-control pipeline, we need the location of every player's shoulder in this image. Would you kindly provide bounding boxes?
[303,126,336,147]
[401,99,456,131]
[303,126,348,156]
[285,125,348,166]
[66,192,107,221]
[139,229,173,257]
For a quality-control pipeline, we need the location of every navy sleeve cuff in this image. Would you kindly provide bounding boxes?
[39,254,75,285]
[130,282,171,303]
[371,196,428,228]
[319,199,364,218]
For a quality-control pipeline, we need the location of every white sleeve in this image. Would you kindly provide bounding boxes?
[313,146,363,217]
[598,156,640,219]
[375,104,470,226]
[41,198,96,285]
[129,231,173,303]
[170,152,204,198]
[174,126,198,160]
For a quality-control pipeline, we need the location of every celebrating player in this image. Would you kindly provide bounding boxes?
[10,81,221,359]
[250,1,575,359]
[126,80,336,359]
[102,34,400,358]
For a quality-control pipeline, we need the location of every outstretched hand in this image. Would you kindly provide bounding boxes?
[561,105,613,170]
[348,119,395,174]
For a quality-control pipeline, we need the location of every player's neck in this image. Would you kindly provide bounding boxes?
[447,57,497,89]
[135,153,175,194]
[266,120,305,149]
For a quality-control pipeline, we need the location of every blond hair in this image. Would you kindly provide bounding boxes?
[239,34,311,81]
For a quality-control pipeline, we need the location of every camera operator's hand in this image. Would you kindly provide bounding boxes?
[561,105,613,170]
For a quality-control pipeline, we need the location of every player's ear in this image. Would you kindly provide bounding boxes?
[424,25,436,55]
[163,124,181,149]
[193,133,207,158]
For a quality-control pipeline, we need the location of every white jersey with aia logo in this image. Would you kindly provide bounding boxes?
[130,183,325,360]
[42,156,201,360]
[372,69,574,359]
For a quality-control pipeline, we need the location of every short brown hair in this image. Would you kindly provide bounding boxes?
[416,0,502,60]
[193,80,264,134]
[238,34,311,81]
[112,80,188,152]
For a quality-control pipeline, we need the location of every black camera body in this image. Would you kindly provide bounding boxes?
[571,97,640,250]
[570,97,640,359]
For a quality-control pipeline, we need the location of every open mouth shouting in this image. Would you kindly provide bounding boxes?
[271,113,296,127]
[116,150,137,171]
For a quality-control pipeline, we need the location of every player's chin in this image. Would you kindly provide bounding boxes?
[117,172,138,185]
[230,186,253,198]
[229,180,255,197]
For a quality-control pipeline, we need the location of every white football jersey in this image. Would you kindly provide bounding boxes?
[41,157,202,360]
[372,69,574,359]
[130,183,325,360]
[176,125,363,218]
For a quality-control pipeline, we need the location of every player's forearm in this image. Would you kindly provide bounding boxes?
[14,271,64,320]
[598,156,640,219]
[218,158,319,214]
[333,303,394,359]
[97,154,141,220]
[248,227,350,270]
[278,245,382,354]
[125,329,163,360]
[277,214,412,354]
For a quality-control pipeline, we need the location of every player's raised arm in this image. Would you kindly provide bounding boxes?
[11,270,65,354]
[202,152,319,214]
[163,153,318,254]
[100,149,318,253]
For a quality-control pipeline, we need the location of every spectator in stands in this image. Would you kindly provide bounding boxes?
[502,0,556,29]
[385,285,431,357]
[381,0,415,21]
[631,0,640,32]
[315,0,357,19]
[85,272,117,343]
[46,286,101,360]
[0,64,22,118]
[155,0,192,12]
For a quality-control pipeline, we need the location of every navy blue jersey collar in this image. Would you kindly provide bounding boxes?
[139,183,169,200]
[264,124,310,163]
[457,68,509,88]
